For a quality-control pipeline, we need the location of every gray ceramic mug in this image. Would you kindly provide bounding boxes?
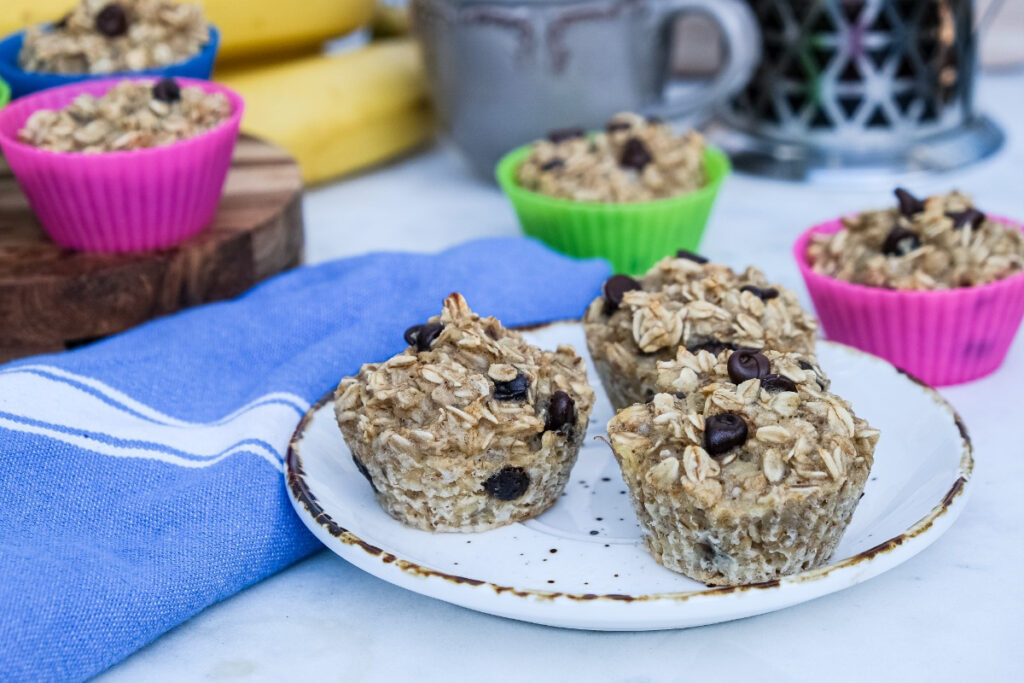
[411,0,761,176]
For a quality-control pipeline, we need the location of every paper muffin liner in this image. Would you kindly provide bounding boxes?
[0,77,243,253]
[0,77,9,110]
[496,145,729,275]
[0,27,219,99]
[794,218,1024,386]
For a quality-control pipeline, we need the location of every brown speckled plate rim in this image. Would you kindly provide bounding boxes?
[286,323,973,604]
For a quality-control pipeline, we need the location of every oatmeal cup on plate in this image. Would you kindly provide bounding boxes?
[335,293,595,532]
[0,76,243,252]
[0,0,219,99]
[608,346,879,586]
[795,188,1024,385]
[495,112,730,275]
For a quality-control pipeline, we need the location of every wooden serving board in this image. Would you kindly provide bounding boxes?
[0,135,304,363]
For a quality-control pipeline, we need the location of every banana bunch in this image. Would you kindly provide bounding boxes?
[217,39,434,184]
[1,0,376,63]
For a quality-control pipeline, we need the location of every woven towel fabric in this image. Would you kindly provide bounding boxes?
[0,237,610,682]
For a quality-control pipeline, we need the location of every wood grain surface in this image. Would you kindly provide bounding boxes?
[0,134,304,362]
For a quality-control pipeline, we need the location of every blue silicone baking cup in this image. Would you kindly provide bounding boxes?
[0,26,219,99]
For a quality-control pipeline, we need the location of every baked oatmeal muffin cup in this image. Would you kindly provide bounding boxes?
[335,293,595,533]
[608,347,879,586]
[0,25,219,99]
[795,217,1024,386]
[496,144,729,275]
[0,77,243,252]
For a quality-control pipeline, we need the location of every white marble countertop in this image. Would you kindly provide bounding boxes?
[101,71,1024,682]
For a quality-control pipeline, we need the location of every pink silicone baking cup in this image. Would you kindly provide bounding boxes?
[0,77,243,252]
[794,217,1024,386]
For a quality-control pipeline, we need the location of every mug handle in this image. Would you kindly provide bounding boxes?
[646,0,761,120]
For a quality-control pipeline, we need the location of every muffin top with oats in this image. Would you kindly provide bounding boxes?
[609,346,878,510]
[18,79,231,153]
[336,293,595,460]
[582,251,819,409]
[516,112,706,203]
[586,253,818,357]
[807,188,1024,290]
[19,0,211,75]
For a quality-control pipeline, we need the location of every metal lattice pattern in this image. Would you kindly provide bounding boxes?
[724,0,974,148]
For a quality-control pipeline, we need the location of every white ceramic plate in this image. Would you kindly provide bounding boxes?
[287,322,972,631]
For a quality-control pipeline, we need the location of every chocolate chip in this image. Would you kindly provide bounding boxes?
[947,208,985,230]
[882,227,922,256]
[704,413,748,456]
[483,466,530,500]
[674,392,686,399]
[54,13,72,30]
[675,249,708,264]
[606,120,632,133]
[403,325,420,346]
[894,187,925,217]
[547,127,585,143]
[620,137,653,171]
[687,339,737,356]
[740,285,779,301]
[727,349,770,383]
[405,322,443,352]
[95,3,129,37]
[545,391,576,432]
[494,371,529,401]
[352,455,377,492]
[760,374,797,393]
[601,274,642,314]
[152,78,181,104]
[540,158,564,171]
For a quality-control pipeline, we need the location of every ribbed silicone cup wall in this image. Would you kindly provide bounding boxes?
[0,77,244,253]
[794,218,1024,386]
[497,146,730,275]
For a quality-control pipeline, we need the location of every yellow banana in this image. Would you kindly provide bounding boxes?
[217,40,434,184]
[0,1,374,62]
[0,0,75,37]
[201,0,375,62]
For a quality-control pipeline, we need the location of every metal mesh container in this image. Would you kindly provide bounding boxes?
[716,0,1003,178]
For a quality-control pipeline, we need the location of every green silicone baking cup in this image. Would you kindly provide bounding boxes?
[496,144,730,275]
[0,78,9,110]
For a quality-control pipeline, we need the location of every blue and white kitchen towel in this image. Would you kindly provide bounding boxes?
[0,237,609,682]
